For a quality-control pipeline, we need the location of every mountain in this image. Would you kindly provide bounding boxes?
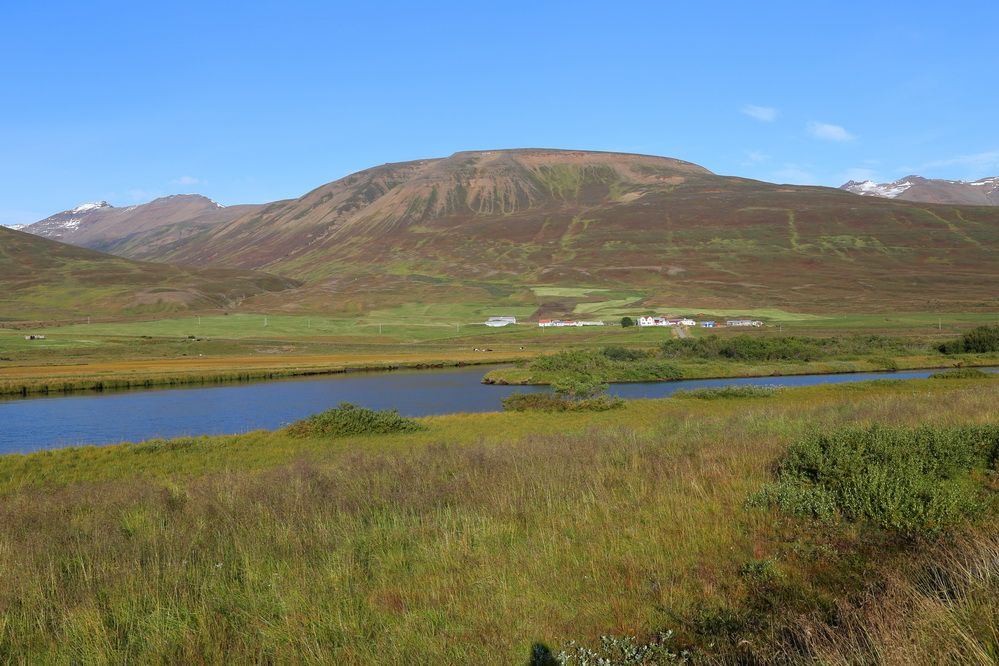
[841,175,999,205]
[143,149,998,312]
[0,226,297,320]
[22,194,260,258]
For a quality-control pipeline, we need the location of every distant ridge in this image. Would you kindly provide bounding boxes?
[21,194,259,258]
[841,175,999,205]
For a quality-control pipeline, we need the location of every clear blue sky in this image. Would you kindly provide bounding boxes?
[2,1,998,225]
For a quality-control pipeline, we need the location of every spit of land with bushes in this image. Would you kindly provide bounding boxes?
[483,326,999,386]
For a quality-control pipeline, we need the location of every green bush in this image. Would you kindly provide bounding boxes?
[550,374,608,400]
[620,316,635,328]
[661,334,926,362]
[929,367,993,379]
[673,385,781,400]
[601,346,649,362]
[749,424,999,536]
[286,403,425,438]
[938,325,999,354]
[532,349,611,374]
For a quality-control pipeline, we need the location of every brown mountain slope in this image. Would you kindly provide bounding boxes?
[141,149,999,312]
[23,194,260,258]
[0,226,297,320]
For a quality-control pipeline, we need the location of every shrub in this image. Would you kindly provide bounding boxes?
[550,374,608,400]
[501,393,623,412]
[285,403,425,438]
[929,367,993,379]
[661,334,927,362]
[602,346,648,362]
[531,350,611,374]
[620,316,635,328]
[938,325,999,354]
[748,424,999,536]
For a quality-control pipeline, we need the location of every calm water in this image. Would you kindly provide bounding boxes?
[1,365,994,454]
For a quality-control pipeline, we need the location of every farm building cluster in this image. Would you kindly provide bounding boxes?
[485,314,764,329]
[639,316,764,328]
[537,319,606,328]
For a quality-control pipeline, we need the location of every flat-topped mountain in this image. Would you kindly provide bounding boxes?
[22,194,260,258]
[17,149,999,312]
[841,175,999,205]
[140,149,997,311]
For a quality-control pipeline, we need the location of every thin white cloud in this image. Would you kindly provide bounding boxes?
[807,121,855,142]
[920,150,999,171]
[741,105,778,122]
[744,150,769,164]
[172,175,201,186]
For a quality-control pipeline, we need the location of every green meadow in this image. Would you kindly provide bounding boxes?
[1,378,997,663]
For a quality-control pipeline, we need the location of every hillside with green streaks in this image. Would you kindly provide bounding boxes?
[0,226,297,320]
[143,149,999,314]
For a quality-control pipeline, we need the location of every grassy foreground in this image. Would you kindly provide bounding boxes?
[1,378,997,663]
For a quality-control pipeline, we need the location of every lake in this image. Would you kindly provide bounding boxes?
[1,365,993,454]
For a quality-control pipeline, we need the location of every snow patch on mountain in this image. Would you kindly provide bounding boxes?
[842,178,913,198]
[71,201,112,214]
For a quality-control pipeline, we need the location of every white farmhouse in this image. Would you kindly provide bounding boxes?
[485,316,517,327]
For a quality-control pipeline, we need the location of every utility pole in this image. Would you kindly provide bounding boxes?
[379,323,383,335]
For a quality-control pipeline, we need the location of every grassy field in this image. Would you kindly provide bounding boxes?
[1,378,996,663]
[2,310,997,397]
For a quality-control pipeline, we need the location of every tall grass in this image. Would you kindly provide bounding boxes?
[0,380,995,663]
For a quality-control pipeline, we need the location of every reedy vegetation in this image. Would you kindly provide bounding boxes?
[0,379,996,663]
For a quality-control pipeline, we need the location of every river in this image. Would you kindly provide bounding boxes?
[1,365,993,454]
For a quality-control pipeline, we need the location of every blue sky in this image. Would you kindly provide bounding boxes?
[2,1,998,225]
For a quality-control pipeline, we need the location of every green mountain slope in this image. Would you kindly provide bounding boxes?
[0,226,297,320]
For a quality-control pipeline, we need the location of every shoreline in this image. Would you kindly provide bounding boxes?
[0,356,522,398]
[481,356,999,385]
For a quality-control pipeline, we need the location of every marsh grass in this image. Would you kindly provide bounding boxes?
[501,392,624,412]
[0,380,996,663]
[930,367,994,379]
[672,385,782,400]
